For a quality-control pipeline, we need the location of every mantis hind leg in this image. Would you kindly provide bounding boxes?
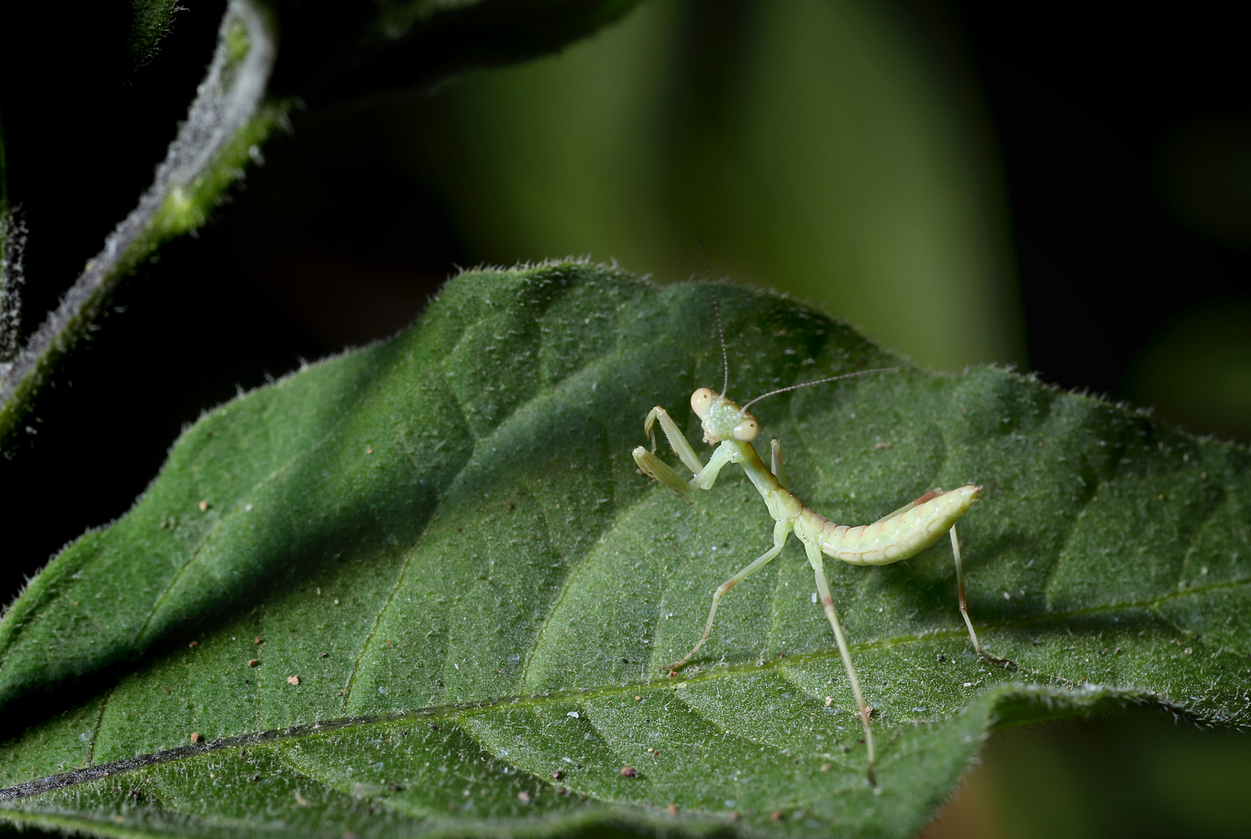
[666,520,791,672]
[950,524,1015,668]
[799,532,877,788]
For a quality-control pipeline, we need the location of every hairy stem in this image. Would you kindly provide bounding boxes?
[0,0,283,449]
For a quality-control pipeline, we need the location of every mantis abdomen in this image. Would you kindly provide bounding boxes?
[801,485,982,566]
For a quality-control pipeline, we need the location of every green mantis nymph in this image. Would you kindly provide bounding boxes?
[633,335,1011,787]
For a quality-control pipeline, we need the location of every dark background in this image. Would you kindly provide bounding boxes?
[951,2,1250,442]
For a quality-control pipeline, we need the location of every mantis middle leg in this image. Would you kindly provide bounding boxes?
[666,520,793,672]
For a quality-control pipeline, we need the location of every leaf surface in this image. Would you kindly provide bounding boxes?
[2,264,1248,838]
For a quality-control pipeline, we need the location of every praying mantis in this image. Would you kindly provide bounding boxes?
[632,304,1012,787]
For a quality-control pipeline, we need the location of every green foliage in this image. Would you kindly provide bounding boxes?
[2,265,1247,838]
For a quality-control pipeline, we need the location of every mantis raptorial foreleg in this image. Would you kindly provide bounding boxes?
[644,406,704,474]
[633,372,1013,789]
[635,407,737,499]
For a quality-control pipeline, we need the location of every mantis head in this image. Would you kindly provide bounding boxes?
[691,387,760,445]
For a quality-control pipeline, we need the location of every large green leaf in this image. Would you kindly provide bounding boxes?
[1,263,1247,838]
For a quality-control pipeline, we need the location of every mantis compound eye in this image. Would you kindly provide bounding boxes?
[731,417,760,441]
[690,388,717,418]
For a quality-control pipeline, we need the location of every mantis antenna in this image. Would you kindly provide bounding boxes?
[737,368,899,417]
[695,237,731,398]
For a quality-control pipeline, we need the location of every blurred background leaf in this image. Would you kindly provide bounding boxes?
[405,0,1024,373]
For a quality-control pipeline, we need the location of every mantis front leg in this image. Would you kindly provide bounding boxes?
[633,406,737,499]
[644,406,704,473]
